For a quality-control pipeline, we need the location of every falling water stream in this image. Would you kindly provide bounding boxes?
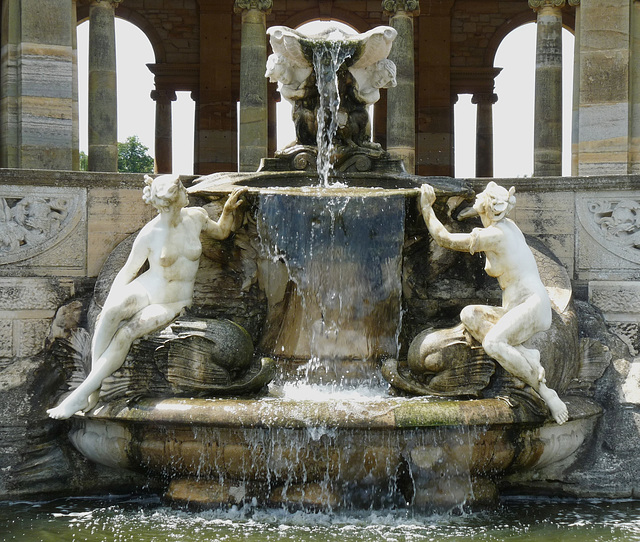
[310,37,357,186]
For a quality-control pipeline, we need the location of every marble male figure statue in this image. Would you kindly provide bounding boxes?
[47,175,247,420]
[419,182,569,425]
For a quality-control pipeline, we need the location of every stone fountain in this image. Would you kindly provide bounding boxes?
[50,24,608,511]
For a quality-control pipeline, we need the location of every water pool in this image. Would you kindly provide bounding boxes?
[2,495,640,541]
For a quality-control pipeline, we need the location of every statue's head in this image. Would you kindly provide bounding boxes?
[473,181,516,222]
[265,53,288,83]
[372,59,396,89]
[143,174,189,212]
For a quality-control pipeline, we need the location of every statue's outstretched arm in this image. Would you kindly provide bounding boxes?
[420,184,473,253]
[202,186,248,240]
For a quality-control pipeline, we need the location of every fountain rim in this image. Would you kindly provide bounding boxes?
[187,171,474,200]
[80,395,601,430]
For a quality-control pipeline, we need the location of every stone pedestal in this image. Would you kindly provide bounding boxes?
[531,1,563,177]
[88,0,119,172]
[384,1,419,174]
[235,0,271,172]
[151,90,177,174]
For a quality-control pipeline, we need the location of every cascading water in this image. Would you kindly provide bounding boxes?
[255,188,405,386]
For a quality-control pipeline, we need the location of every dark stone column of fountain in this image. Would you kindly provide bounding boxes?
[151,89,176,174]
[473,92,497,178]
[88,0,120,172]
[256,190,406,382]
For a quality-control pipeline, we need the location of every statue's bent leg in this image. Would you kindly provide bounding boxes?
[481,302,544,386]
[47,303,182,420]
[91,288,150,364]
[481,301,568,424]
[460,305,503,343]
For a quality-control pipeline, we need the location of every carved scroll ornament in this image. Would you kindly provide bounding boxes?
[234,0,273,13]
[578,197,640,264]
[382,0,421,16]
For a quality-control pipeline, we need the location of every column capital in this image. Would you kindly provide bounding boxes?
[528,0,580,10]
[472,92,498,105]
[233,0,273,14]
[90,0,122,7]
[150,89,177,103]
[382,0,420,17]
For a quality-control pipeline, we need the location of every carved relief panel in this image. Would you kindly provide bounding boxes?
[0,186,86,274]
[577,192,640,278]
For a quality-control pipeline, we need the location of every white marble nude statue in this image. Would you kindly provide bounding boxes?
[419,182,569,425]
[47,174,247,420]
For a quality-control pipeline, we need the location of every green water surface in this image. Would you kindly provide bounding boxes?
[2,496,640,542]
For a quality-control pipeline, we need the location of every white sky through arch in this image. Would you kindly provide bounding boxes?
[78,19,195,174]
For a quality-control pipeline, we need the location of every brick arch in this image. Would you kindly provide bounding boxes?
[76,4,166,63]
[282,8,371,33]
[484,10,575,68]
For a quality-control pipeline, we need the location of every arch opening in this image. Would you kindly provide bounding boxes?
[454,23,575,178]
[77,18,195,173]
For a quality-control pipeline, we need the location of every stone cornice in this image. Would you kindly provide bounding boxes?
[382,0,421,17]
[233,0,273,13]
[528,0,580,9]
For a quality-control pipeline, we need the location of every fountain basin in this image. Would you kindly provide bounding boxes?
[69,395,601,510]
[189,172,472,383]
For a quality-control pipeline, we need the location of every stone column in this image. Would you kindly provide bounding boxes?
[383,0,420,174]
[151,89,177,174]
[234,0,272,172]
[570,1,581,175]
[472,92,498,178]
[197,1,235,174]
[88,0,120,172]
[530,0,565,177]
[631,1,640,173]
[573,0,632,175]
[0,0,76,169]
[71,0,80,171]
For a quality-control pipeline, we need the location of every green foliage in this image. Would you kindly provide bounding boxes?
[117,135,155,173]
[79,151,88,171]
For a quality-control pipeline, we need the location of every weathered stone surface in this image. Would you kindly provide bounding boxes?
[0,353,148,500]
[1,0,75,170]
[0,186,86,275]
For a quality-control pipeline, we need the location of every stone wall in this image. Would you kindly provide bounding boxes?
[0,169,161,498]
